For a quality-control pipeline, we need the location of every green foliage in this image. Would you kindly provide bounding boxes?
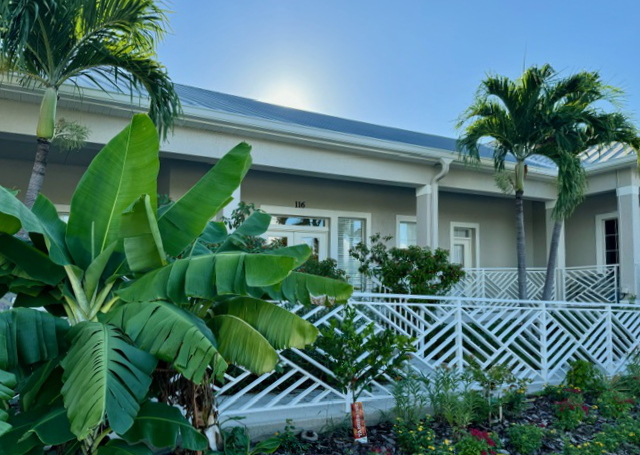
[455,429,499,455]
[553,395,589,431]
[212,426,280,455]
[296,255,347,281]
[422,366,478,435]
[52,119,90,153]
[274,419,309,455]
[565,360,605,395]
[468,358,531,421]
[350,233,465,295]
[506,424,545,455]
[596,390,635,420]
[392,367,428,423]
[393,417,450,455]
[314,305,414,402]
[0,114,351,453]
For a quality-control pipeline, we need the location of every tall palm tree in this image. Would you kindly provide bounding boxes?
[458,66,640,301]
[535,73,640,299]
[458,65,558,300]
[0,0,181,209]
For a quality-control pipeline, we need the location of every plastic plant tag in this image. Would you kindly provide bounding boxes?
[351,401,368,443]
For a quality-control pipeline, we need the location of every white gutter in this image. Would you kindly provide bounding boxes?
[430,158,453,247]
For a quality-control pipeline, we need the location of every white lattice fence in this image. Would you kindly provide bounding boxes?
[216,293,640,418]
[452,266,618,303]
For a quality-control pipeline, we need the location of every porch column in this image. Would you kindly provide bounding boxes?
[416,184,432,248]
[616,185,640,298]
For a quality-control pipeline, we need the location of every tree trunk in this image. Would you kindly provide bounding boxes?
[515,189,528,300]
[542,219,563,301]
[23,139,51,209]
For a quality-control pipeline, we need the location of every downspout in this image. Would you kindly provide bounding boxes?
[430,158,453,248]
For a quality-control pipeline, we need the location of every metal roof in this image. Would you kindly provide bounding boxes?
[66,78,640,170]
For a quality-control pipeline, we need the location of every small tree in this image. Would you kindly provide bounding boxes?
[350,233,465,295]
[314,305,414,404]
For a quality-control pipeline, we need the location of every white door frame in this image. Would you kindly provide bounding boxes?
[260,205,372,260]
[595,211,619,269]
[450,222,480,268]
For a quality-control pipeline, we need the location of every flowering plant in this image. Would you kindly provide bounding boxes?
[596,390,635,419]
[554,397,589,430]
[455,428,499,455]
[393,417,452,454]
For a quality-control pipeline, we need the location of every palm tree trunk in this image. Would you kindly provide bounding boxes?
[515,189,528,300]
[23,139,51,209]
[542,220,563,301]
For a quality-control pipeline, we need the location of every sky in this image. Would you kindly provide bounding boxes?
[157,0,640,139]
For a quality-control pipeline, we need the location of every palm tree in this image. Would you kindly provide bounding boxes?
[458,66,640,301]
[0,0,181,209]
[535,73,640,299]
[458,65,559,300]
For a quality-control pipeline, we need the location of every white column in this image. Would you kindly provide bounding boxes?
[616,185,640,297]
[416,184,432,248]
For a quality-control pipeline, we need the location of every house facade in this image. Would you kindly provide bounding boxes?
[0,81,638,300]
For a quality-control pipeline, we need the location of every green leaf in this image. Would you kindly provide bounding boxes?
[214,297,318,350]
[103,301,227,382]
[250,437,281,455]
[0,308,69,377]
[60,322,157,439]
[120,401,208,451]
[98,440,153,455]
[119,194,167,273]
[0,235,65,286]
[0,370,16,401]
[0,187,41,236]
[267,272,353,306]
[199,221,228,245]
[158,142,252,256]
[31,195,72,265]
[66,114,160,270]
[262,244,312,268]
[208,315,278,375]
[117,253,296,303]
[0,405,73,454]
[216,211,272,252]
[20,359,62,411]
[84,242,117,304]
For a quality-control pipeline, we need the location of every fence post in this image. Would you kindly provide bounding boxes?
[540,301,548,384]
[607,305,614,373]
[456,298,464,373]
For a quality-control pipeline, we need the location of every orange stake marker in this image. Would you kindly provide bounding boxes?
[351,401,368,443]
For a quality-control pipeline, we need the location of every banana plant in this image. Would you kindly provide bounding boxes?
[0,114,353,454]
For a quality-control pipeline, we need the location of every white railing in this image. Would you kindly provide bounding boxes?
[452,265,618,303]
[216,292,639,418]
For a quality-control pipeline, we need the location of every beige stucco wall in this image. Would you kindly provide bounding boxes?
[564,192,618,267]
[241,169,416,239]
[438,191,547,268]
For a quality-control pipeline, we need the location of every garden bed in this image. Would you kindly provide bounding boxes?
[271,390,640,455]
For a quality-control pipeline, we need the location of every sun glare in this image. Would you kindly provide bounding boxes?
[261,84,310,110]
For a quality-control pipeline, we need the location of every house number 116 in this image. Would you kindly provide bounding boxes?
[295,201,306,208]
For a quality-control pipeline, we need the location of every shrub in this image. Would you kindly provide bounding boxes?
[314,305,415,402]
[596,390,635,419]
[565,360,605,395]
[350,233,465,295]
[455,429,499,455]
[215,426,280,455]
[553,396,589,431]
[506,424,545,455]
[296,255,347,281]
[393,417,451,455]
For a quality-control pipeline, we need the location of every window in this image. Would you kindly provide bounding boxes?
[398,221,417,248]
[604,218,619,265]
[338,217,365,288]
[271,216,327,227]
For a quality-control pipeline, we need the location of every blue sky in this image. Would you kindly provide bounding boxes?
[157,0,640,139]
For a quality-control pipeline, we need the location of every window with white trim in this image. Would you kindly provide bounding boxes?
[397,221,417,248]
